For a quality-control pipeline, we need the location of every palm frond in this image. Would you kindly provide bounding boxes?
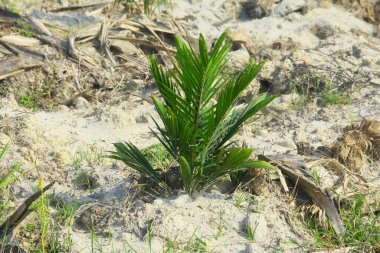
[214,61,265,126]
[206,93,276,156]
[220,148,253,172]
[178,156,192,194]
[109,142,161,183]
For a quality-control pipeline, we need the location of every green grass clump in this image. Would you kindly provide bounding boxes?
[13,20,34,38]
[308,195,380,252]
[17,84,56,110]
[322,92,352,106]
[110,32,276,195]
[20,198,67,252]
[141,143,174,171]
[291,73,352,109]
[246,223,258,242]
[72,144,106,170]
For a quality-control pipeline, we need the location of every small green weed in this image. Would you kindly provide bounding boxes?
[147,219,153,253]
[250,125,260,135]
[90,222,104,253]
[13,20,34,38]
[348,113,357,125]
[142,0,172,14]
[52,197,77,251]
[310,169,320,186]
[141,143,174,170]
[52,197,79,225]
[161,229,209,252]
[246,223,258,242]
[291,73,325,102]
[20,179,66,252]
[17,84,56,110]
[19,222,37,239]
[72,144,106,169]
[290,94,308,110]
[308,195,380,252]
[0,196,13,225]
[214,211,226,239]
[0,144,27,233]
[322,92,352,106]
[122,239,138,253]
[183,236,207,252]
[75,171,93,191]
[291,72,352,109]
[30,179,50,253]
[0,0,21,14]
[234,191,249,208]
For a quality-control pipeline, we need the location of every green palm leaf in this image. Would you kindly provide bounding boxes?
[109,142,161,183]
[178,156,192,194]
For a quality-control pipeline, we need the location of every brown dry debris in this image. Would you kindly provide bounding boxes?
[260,155,347,238]
[246,168,274,196]
[332,119,380,172]
[0,6,188,106]
[319,0,380,36]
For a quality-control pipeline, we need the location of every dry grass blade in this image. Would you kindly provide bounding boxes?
[100,20,117,65]
[0,8,21,23]
[306,159,349,194]
[120,20,176,35]
[109,36,176,52]
[311,246,354,253]
[277,168,289,192]
[34,33,68,53]
[76,24,102,41]
[116,54,150,69]
[68,34,98,68]
[25,14,52,36]
[140,22,175,58]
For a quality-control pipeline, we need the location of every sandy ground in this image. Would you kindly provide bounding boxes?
[0,0,380,252]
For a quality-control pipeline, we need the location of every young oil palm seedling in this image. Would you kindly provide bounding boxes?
[110,32,276,195]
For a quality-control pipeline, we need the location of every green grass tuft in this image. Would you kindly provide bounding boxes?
[17,84,56,110]
[322,92,352,106]
[308,195,380,252]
